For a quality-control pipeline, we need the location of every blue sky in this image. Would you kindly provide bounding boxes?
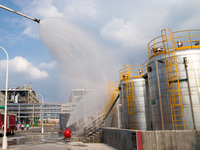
[0,0,200,103]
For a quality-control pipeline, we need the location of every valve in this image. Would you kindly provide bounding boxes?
[177,41,183,47]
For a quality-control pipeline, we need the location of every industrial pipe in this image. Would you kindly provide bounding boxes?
[0,4,40,23]
[117,104,122,129]
[155,59,164,130]
[103,94,120,121]
[183,57,196,130]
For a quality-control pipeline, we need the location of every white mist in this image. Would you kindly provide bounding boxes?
[39,18,120,127]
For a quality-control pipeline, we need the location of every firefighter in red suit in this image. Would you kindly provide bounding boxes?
[64,128,71,141]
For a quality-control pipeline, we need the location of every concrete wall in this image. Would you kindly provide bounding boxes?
[142,130,200,150]
[102,128,200,150]
[102,128,141,150]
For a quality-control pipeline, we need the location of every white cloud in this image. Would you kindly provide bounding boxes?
[14,0,97,38]
[29,66,48,79]
[22,0,63,18]
[39,61,57,69]
[22,25,38,39]
[17,0,63,38]
[63,0,96,19]
[0,56,48,79]
[6,0,200,43]
[100,18,145,48]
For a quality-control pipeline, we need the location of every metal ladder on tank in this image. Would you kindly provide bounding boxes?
[124,65,137,130]
[161,29,185,130]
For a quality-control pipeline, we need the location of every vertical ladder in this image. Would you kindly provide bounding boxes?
[161,29,185,130]
[124,65,137,129]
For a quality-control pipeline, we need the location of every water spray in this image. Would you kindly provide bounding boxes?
[0,4,40,23]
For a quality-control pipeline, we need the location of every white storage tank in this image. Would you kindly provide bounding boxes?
[147,28,200,130]
[119,66,150,130]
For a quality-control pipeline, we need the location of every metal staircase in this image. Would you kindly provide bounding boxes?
[161,29,185,130]
[124,65,137,129]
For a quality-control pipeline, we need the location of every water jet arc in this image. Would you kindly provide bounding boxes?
[0,4,40,23]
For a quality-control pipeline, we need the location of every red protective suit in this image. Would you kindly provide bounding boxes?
[64,128,72,138]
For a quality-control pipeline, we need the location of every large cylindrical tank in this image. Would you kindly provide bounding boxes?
[148,54,172,130]
[119,77,150,130]
[148,49,200,130]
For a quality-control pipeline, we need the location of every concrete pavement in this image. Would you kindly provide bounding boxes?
[8,142,116,150]
[0,126,116,150]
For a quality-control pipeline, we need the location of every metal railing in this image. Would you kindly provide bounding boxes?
[173,29,200,49]
[148,29,200,59]
[119,64,147,81]
[76,113,105,136]
[148,35,164,59]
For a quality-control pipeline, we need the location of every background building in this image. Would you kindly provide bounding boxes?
[69,88,93,103]
[0,86,91,126]
[7,102,74,124]
[0,84,39,104]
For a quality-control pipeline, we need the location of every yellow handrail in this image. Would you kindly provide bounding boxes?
[148,35,164,59]
[119,63,148,81]
[148,29,200,59]
[132,65,144,78]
